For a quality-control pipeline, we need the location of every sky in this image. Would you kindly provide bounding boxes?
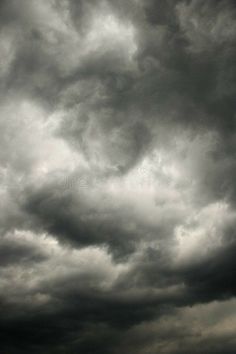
[0,0,236,353]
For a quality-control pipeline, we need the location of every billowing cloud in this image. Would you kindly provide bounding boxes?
[1,0,236,353]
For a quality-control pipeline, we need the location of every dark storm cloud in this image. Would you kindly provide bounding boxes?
[55,0,236,183]
[23,183,140,258]
[0,237,46,266]
[1,0,236,353]
[1,0,234,177]
[123,236,236,306]
[113,298,236,354]
[21,175,181,260]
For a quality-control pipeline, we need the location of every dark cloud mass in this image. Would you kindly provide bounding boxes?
[1,0,236,353]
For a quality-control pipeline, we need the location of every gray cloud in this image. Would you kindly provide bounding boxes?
[1,0,236,353]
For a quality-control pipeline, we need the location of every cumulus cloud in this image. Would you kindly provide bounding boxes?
[0,0,236,353]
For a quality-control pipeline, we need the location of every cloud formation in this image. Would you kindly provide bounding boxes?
[0,0,236,353]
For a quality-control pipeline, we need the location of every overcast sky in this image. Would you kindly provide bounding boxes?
[0,0,236,353]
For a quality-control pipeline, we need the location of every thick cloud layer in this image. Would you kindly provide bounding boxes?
[1,0,236,353]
